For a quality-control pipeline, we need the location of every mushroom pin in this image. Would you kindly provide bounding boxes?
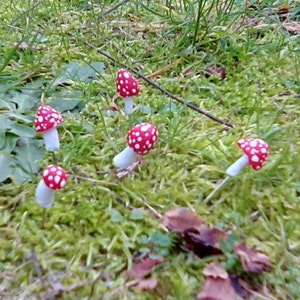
[35,105,64,152]
[205,138,269,201]
[113,122,158,169]
[116,69,140,115]
[35,165,68,208]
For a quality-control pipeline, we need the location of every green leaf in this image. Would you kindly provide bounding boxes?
[10,166,33,184]
[50,99,84,113]
[138,235,149,244]
[0,99,14,110]
[6,120,35,138]
[14,137,44,174]
[1,133,18,153]
[130,208,145,220]
[150,231,172,247]
[10,92,39,113]
[109,208,124,223]
[52,61,105,87]
[0,128,6,149]
[0,153,13,183]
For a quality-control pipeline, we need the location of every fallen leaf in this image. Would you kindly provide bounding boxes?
[234,242,270,273]
[163,209,227,257]
[229,275,250,299]
[125,256,164,279]
[282,22,300,34]
[184,226,227,257]
[197,261,237,300]
[162,208,204,233]
[136,277,158,290]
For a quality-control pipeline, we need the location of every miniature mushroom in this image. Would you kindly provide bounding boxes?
[205,138,269,202]
[34,105,64,151]
[35,165,68,208]
[116,69,140,115]
[113,122,158,169]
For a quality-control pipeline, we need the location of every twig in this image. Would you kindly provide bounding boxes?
[29,248,47,291]
[71,34,234,128]
[116,161,141,179]
[98,0,130,19]
[68,174,117,186]
[142,197,162,219]
[81,0,130,30]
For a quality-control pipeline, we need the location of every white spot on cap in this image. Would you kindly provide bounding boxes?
[54,175,61,184]
[250,140,258,147]
[251,155,259,162]
[60,180,66,188]
[124,72,130,78]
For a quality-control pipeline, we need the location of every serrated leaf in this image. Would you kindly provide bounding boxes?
[52,61,105,87]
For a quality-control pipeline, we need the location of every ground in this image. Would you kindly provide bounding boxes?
[0,1,299,299]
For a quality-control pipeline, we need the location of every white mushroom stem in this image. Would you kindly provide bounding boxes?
[43,127,60,151]
[204,154,250,202]
[124,97,134,115]
[113,146,138,169]
[35,179,55,208]
[225,154,249,177]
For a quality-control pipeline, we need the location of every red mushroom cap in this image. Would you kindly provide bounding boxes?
[127,123,158,155]
[237,138,269,170]
[42,165,68,190]
[35,105,64,132]
[116,69,140,98]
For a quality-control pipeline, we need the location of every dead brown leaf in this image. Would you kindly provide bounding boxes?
[125,257,164,280]
[197,261,237,300]
[282,21,300,34]
[163,208,227,257]
[184,226,227,257]
[234,242,271,273]
[162,208,204,233]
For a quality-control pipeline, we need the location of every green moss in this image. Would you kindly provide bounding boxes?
[0,0,299,299]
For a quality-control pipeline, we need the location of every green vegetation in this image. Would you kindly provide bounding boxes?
[0,0,299,299]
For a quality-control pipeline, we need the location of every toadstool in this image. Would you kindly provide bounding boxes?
[35,105,64,151]
[116,69,140,115]
[113,122,158,169]
[35,165,68,208]
[205,138,269,201]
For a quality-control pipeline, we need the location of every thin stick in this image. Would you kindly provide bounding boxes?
[204,176,231,203]
[29,247,47,291]
[72,35,234,128]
